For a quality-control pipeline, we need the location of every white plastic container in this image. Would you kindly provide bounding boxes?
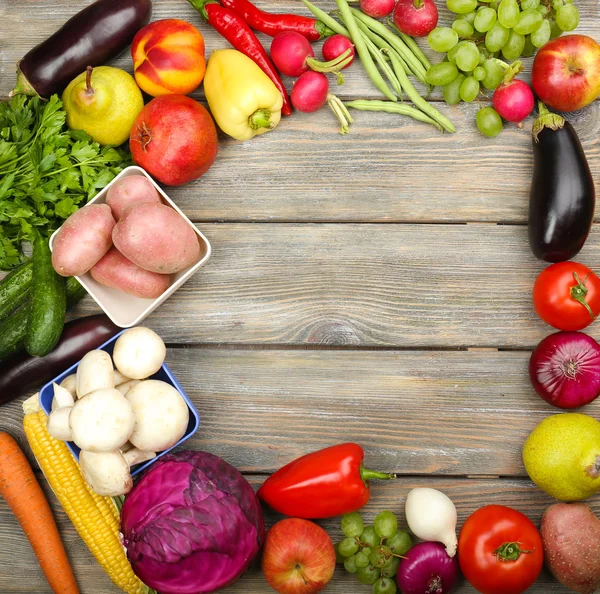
[49,166,211,328]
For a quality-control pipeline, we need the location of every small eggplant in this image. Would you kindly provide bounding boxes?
[11,0,152,99]
[528,102,595,263]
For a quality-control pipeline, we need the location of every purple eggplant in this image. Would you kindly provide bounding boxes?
[11,0,152,99]
[0,314,119,405]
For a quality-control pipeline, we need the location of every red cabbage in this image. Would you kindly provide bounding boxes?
[121,450,265,594]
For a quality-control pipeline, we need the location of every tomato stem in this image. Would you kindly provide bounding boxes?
[571,272,595,320]
[493,541,534,562]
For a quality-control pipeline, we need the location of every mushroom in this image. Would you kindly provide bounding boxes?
[79,448,156,496]
[126,380,189,452]
[47,383,75,441]
[69,388,135,452]
[51,375,76,410]
[112,327,166,380]
[76,350,115,398]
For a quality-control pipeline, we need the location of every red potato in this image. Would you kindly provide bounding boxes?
[105,175,161,221]
[51,204,115,277]
[91,247,171,299]
[541,503,600,594]
[112,202,200,274]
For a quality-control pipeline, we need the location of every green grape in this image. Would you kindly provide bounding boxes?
[490,0,499,9]
[522,34,536,56]
[514,8,544,34]
[478,50,488,64]
[502,29,525,60]
[556,4,579,30]
[428,27,459,52]
[360,527,379,548]
[357,565,381,586]
[339,536,360,557]
[452,18,475,37]
[425,62,459,86]
[335,543,346,564]
[355,552,370,568]
[549,17,563,38]
[362,547,373,557]
[463,10,477,22]
[341,512,364,538]
[447,0,478,13]
[387,530,412,555]
[552,0,564,10]
[369,549,386,568]
[381,556,401,578]
[536,4,549,15]
[473,66,486,80]
[482,58,505,90]
[474,7,497,31]
[448,40,469,64]
[497,0,520,28]
[476,106,503,137]
[531,18,551,46]
[373,577,398,594]
[374,511,398,539]
[455,41,480,71]
[521,0,541,9]
[443,73,466,104]
[344,555,359,574]
[485,21,510,51]
[460,76,480,102]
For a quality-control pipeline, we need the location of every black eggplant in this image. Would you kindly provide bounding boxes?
[0,314,119,405]
[11,0,152,99]
[528,103,596,263]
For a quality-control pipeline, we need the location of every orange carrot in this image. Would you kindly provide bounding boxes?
[0,432,79,594]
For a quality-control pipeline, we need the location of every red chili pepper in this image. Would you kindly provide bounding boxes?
[188,0,292,116]
[257,443,395,519]
[220,0,334,41]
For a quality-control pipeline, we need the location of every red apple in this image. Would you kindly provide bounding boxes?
[532,35,600,112]
[262,518,336,594]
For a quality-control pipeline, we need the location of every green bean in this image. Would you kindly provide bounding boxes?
[327,95,354,135]
[386,49,456,133]
[334,0,397,102]
[387,20,433,70]
[349,8,428,85]
[345,100,444,131]
[301,0,350,37]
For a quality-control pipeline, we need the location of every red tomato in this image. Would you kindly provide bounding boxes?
[458,505,543,594]
[532,262,600,331]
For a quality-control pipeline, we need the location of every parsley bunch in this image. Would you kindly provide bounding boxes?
[0,94,131,270]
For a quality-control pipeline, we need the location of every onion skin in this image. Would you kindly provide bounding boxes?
[397,541,459,594]
[529,331,600,409]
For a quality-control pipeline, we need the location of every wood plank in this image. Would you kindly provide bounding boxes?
[0,473,596,593]
[63,222,600,348]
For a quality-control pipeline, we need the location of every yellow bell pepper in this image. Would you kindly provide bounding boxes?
[204,49,284,142]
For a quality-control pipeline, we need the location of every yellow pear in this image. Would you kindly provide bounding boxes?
[523,413,600,501]
[62,66,144,146]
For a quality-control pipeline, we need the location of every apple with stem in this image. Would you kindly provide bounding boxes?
[262,518,336,594]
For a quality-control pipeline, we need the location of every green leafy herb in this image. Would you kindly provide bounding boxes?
[0,95,131,270]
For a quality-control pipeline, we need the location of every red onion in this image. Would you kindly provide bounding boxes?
[529,331,600,409]
[397,542,459,594]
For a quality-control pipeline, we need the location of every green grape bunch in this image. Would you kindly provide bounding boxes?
[336,511,413,594]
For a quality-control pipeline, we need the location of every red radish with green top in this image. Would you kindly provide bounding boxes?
[322,35,355,69]
[493,60,534,123]
[360,0,396,18]
[393,0,438,36]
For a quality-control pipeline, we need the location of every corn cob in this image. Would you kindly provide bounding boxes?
[23,393,148,594]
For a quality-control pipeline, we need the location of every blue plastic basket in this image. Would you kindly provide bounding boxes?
[39,329,200,477]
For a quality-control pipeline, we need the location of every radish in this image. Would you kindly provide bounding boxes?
[322,35,356,69]
[360,0,397,17]
[493,60,535,123]
[270,31,353,84]
[393,0,439,37]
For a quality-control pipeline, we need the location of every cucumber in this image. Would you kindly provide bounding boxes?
[0,260,33,323]
[25,235,67,357]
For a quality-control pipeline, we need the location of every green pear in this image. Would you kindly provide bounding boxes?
[62,66,144,146]
[523,413,600,501]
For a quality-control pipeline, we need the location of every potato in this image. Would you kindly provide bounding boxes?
[105,175,161,221]
[541,503,600,594]
[91,247,171,299]
[51,204,115,277]
[112,327,166,380]
[112,203,200,274]
[76,349,115,398]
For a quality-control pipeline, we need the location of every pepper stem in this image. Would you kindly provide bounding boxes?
[493,542,534,562]
[570,272,595,320]
[248,109,275,131]
[532,101,565,142]
[306,48,353,85]
[316,20,337,39]
[359,465,396,482]
[85,66,94,96]
[327,94,354,135]
[186,0,217,20]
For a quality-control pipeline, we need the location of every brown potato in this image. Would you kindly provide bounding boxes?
[112,203,200,274]
[52,204,115,277]
[105,175,161,221]
[91,247,171,299]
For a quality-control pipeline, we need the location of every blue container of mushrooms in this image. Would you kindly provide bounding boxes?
[39,327,200,490]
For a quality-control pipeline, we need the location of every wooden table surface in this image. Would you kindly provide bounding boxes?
[2,0,600,592]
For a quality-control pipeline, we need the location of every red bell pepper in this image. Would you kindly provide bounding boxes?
[257,443,395,519]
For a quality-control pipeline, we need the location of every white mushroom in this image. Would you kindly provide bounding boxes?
[52,376,76,410]
[126,380,189,452]
[115,379,141,396]
[112,327,166,380]
[47,383,75,441]
[76,350,115,398]
[69,388,135,452]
